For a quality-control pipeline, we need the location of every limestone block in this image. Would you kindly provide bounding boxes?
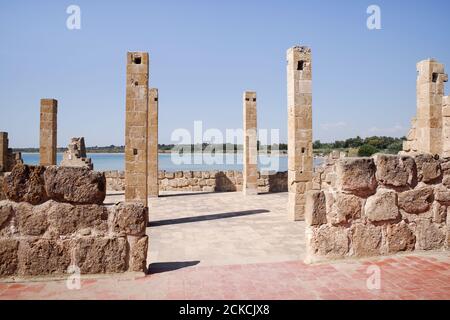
[4,164,48,205]
[111,202,148,236]
[305,190,326,226]
[18,239,72,276]
[307,225,350,258]
[44,166,106,204]
[0,200,13,230]
[373,154,416,187]
[0,239,19,276]
[350,223,382,257]
[415,154,441,183]
[386,221,416,253]
[431,202,447,223]
[326,192,362,225]
[73,237,128,274]
[365,189,400,222]
[398,186,434,214]
[16,201,48,236]
[434,185,450,203]
[335,158,377,197]
[165,171,175,179]
[414,219,445,250]
[128,235,148,272]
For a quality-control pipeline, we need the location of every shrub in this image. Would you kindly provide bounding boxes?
[358,144,379,157]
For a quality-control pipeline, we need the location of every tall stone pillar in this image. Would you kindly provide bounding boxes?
[415,59,448,154]
[125,52,149,206]
[243,91,258,195]
[442,96,450,157]
[148,88,159,198]
[39,99,58,166]
[287,46,313,221]
[0,132,8,172]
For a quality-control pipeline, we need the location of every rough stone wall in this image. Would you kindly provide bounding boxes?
[125,52,149,206]
[403,59,449,155]
[0,173,6,200]
[39,99,57,166]
[147,88,159,198]
[0,132,23,173]
[60,137,93,170]
[305,154,449,263]
[243,91,258,195]
[287,46,313,221]
[0,164,148,277]
[105,170,288,193]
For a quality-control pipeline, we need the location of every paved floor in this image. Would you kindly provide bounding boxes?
[1,191,449,300]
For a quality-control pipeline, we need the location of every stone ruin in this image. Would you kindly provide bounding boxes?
[0,164,148,278]
[0,132,23,201]
[60,137,93,170]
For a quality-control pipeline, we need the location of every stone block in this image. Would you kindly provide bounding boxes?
[44,166,106,204]
[128,235,148,272]
[365,189,400,222]
[431,202,447,223]
[305,191,326,226]
[434,185,450,203]
[386,221,416,253]
[335,158,377,197]
[374,154,416,187]
[0,239,19,276]
[350,223,382,257]
[326,192,362,225]
[398,186,434,214]
[415,154,441,183]
[415,219,445,250]
[73,237,128,274]
[307,225,350,257]
[0,200,13,230]
[16,201,48,236]
[111,202,148,236]
[4,164,48,205]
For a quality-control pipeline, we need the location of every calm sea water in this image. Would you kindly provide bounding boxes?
[21,153,323,172]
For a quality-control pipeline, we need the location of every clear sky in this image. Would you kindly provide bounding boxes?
[0,0,449,148]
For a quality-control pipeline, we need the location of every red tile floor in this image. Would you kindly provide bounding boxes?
[0,252,449,300]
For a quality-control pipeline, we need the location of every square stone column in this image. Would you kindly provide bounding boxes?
[243,91,258,195]
[442,96,450,157]
[415,59,447,154]
[125,52,149,206]
[39,99,58,166]
[148,88,159,198]
[0,132,8,172]
[287,46,313,221]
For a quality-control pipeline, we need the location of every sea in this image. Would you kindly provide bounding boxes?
[21,153,324,172]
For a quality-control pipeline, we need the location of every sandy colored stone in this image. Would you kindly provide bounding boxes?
[386,221,416,253]
[112,202,148,236]
[18,239,71,276]
[350,223,382,257]
[415,219,446,250]
[326,192,362,225]
[16,201,48,236]
[432,202,447,223]
[398,186,434,214]
[305,190,326,226]
[128,235,148,272]
[74,237,128,274]
[0,200,13,228]
[434,185,450,203]
[308,225,349,257]
[374,154,416,187]
[415,154,441,183]
[0,239,19,276]
[44,166,106,204]
[4,164,48,205]
[365,188,400,222]
[335,158,377,197]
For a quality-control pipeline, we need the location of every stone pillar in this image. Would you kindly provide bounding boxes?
[243,91,258,195]
[125,52,149,206]
[287,46,313,221]
[415,59,448,154]
[442,96,450,157]
[0,132,8,172]
[148,88,159,197]
[39,99,58,166]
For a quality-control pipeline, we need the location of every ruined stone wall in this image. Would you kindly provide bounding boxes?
[104,170,288,193]
[60,137,93,170]
[305,154,449,263]
[0,164,148,278]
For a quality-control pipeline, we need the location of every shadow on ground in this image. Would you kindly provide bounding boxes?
[148,209,270,227]
[148,261,200,274]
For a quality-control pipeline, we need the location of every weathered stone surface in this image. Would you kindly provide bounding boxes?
[16,201,48,236]
[398,187,434,214]
[434,185,450,203]
[386,221,416,253]
[0,200,13,229]
[4,164,48,205]
[112,202,148,236]
[46,201,108,236]
[0,239,19,276]
[415,154,441,183]
[305,191,326,226]
[365,189,400,222]
[415,220,446,250]
[335,158,377,196]
[308,225,349,257]
[432,202,447,223]
[74,237,127,274]
[128,235,148,272]
[0,174,6,200]
[374,154,416,187]
[350,223,382,257]
[326,192,362,225]
[18,239,71,276]
[44,166,106,204]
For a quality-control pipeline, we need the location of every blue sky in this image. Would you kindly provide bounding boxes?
[0,0,449,147]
